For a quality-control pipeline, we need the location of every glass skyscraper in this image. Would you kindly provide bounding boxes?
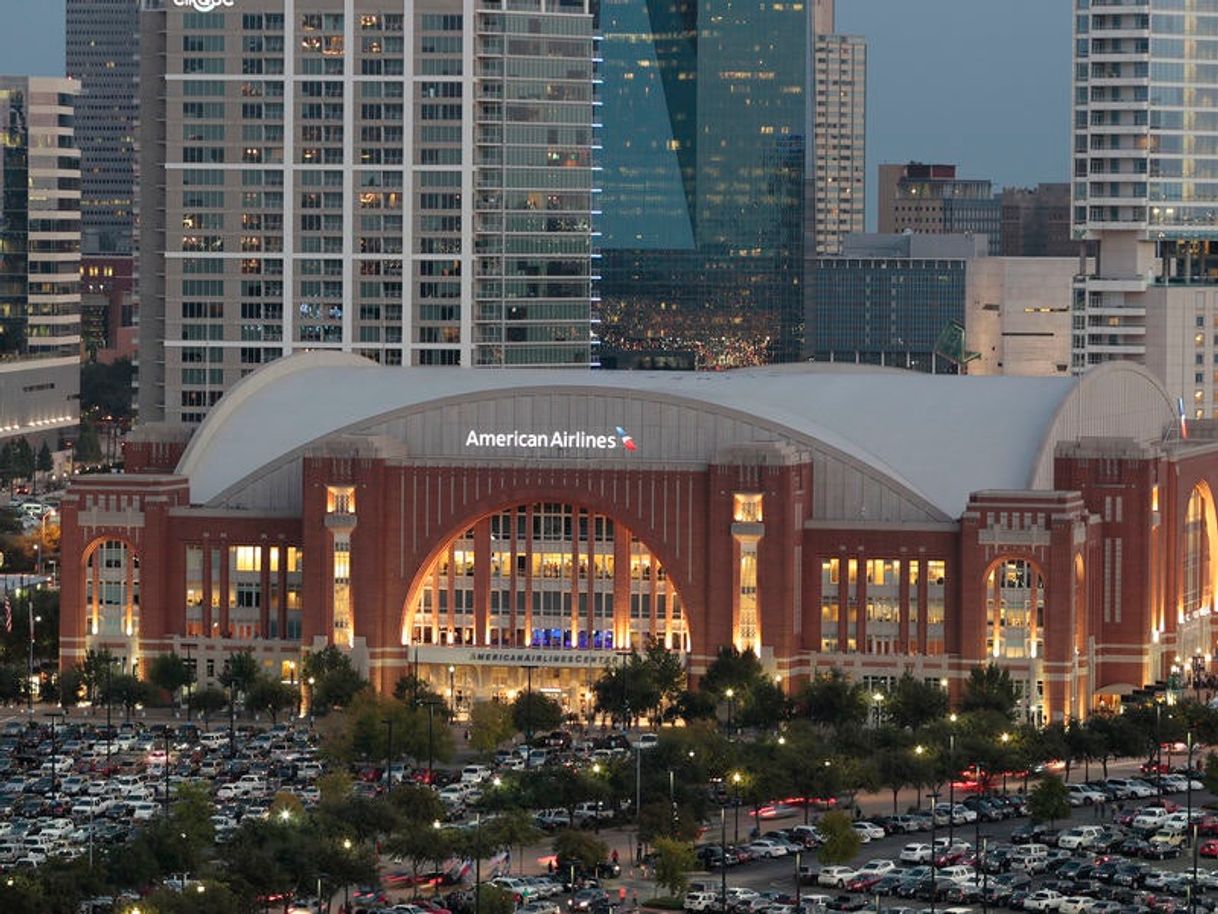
[596,0,811,367]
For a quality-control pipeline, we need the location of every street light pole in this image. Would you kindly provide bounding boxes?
[448,664,456,721]
[475,813,483,914]
[383,717,395,790]
[26,580,35,713]
[947,725,957,845]
[928,789,940,914]
[720,806,727,914]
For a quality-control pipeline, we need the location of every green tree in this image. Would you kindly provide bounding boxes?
[652,837,697,898]
[594,651,662,725]
[0,664,26,702]
[817,810,863,865]
[74,420,103,465]
[797,668,868,730]
[101,672,153,720]
[469,700,517,757]
[11,438,33,482]
[147,651,193,704]
[553,829,609,869]
[57,666,85,706]
[475,885,517,914]
[1028,774,1071,827]
[246,675,298,723]
[35,441,51,476]
[886,672,949,732]
[141,882,241,914]
[875,743,921,814]
[512,691,563,736]
[79,648,116,702]
[188,686,228,724]
[219,649,260,698]
[701,645,765,695]
[304,645,368,711]
[960,664,1019,719]
[394,671,444,706]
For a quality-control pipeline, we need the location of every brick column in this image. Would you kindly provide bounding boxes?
[898,558,911,654]
[260,543,271,638]
[474,517,491,646]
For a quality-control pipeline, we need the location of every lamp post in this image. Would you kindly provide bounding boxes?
[871,691,884,728]
[719,806,728,914]
[47,711,62,796]
[915,745,926,808]
[928,789,940,914]
[475,813,483,914]
[184,643,194,722]
[343,837,353,914]
[1188,731,1198,914]
[731,771,743,845]
[725,688,735,739]
[448,664,456,721]
[105,656,114,774]
[947,714,958,845]
[999,732,1011,795]
[383,717,395,790]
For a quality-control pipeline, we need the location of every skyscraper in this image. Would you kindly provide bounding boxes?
[596,0,815,367]
[877,162,1001,254]
[66,0,140,256]
[0,78,83,444]
[810,6,866,256]
[1071,0,1218,408]
[138,0,596,425]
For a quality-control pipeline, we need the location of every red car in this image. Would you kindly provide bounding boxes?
[846,874,885,893]
[1200,839,1218,858]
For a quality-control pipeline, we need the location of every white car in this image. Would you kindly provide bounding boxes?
[635,733,659,750]
[1066,784,1106,806]
[1132,808,1169,830]
[1057,898,1091,914]
[899,843,932,864]
[817,866,856,888]
[1057,826,1101,850]
[1024,890,1065,913]
[747,838,789,858]
[854,821,886,840]
[854,859,896,876]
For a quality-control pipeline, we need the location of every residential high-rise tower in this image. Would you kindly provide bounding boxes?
[810,5,866,256]
[0,78,83,444]
[138,0,596,425]
[1071,0,1218,408]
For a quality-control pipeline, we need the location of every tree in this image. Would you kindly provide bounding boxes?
[80,357,135,422]
[886,672,949,732]
[652,837,697,899]
[817,810,863,865]
[1028,774,1070,827]
[74,420,103,465]
[35,441,51,476]
[875,743,921,815]
[475,885,517,914]
[469,700,517,757]
[11,438,33,483]
[57,666,85,706]
[218,649,260,699]
[797,669,868,730]
[188,686,228,724]
[512,691,563,736]
[960,664,1019,720]
[246,676,297,723]
[0,664,26,703]
[79,648,116,702]
[594,651,662,725]
[102,672,153,720]
[304,645,368,711]
[701,645,765,696]
[553,829,609,869]
[147,651,193,704]
[394,672,444,707]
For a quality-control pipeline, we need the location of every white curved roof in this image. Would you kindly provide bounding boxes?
[176,353,1176,517]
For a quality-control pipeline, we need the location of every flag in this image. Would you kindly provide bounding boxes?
[3,594,10,635]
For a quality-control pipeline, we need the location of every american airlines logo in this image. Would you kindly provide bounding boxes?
[173,0,235,12]
[464,427,637,452]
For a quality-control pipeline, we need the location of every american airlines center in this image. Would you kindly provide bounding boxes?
[58,353,1218,721]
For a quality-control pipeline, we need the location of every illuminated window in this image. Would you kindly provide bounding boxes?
[733,493,763,523]
[327,485,355,513]
[234,545,261,572]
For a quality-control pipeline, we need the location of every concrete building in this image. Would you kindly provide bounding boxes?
[878,163,1001,255]
[57,353,1215,722]
[1000,183,1076,258]
[810,3,867,256]
[66,0,140,256]
[0,77,83,446]
[809,234,1076,377]
[137,0,596,426]
[1071,1,1218,412]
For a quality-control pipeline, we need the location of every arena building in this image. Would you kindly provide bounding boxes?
[57,353,1218,722]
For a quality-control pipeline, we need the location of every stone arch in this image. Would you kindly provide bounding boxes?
[398,492,696,656]
[79,535,142,641]
[1180,480,1218,657]
[979,555,1048,661]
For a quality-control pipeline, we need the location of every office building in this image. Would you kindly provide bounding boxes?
[0,78,83,445]
[808,233,1076,377]
[60,352,1206,722]
[81,256,136,362]
[138,0,596,425]
[596,0,824,367]
[67,0,140,256]
[1071,0,1218,410]
[1000,183,1076,258]
[809,5,866,256]
[878,162,1001,255]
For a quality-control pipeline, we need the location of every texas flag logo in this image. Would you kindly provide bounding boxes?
[615,426,637,452]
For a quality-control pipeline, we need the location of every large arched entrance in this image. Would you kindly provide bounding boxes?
[1179,481,1218,664]
[80,537,142,675]
[981,556,1047,724]
[398,500,691,716]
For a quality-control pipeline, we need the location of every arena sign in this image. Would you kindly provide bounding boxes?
[464,426,636,451]
[173,0,235,11]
